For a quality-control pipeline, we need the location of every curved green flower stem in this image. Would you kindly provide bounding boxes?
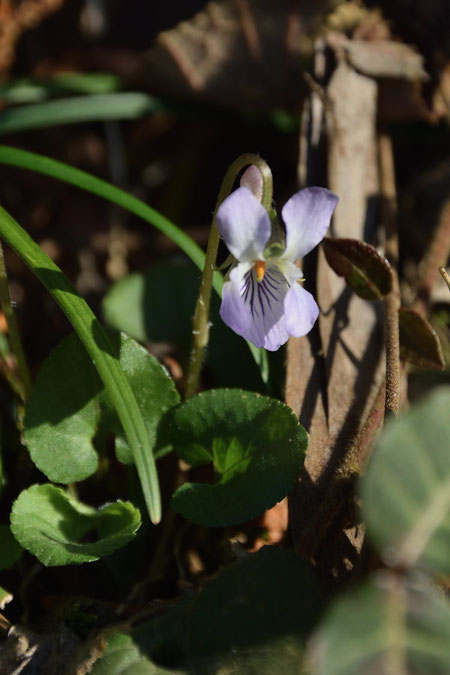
[0,241,31,402]
[0,205,161,524]
[185,154,273,399]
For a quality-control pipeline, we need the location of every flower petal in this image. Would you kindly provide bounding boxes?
[220,262,298,351]
[216,187,271,262]
[283,282,319,337]
[281,187,338,261]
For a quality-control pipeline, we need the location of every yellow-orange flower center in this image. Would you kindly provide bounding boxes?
[254,260,266,282]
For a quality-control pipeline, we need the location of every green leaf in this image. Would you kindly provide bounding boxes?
[399,308,445,370]
[186,546,321,666]
[23,331,179,480]
[0,73,122,104]
[312,572,450,675]
[10,484,141,566]
[90,632,179,675]
[24,333,102,483]
[322,238,393,300]
[361,387,450,574]
[102,333,180,465]
[165,390,308,526]
[0,205,161,522]
[0,524,23,570]
[0,93,167,135]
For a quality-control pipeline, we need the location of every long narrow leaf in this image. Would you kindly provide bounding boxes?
[0,204,161,524]
[0,93,167,134]
[0,145,216,288]
[0,73,122,104]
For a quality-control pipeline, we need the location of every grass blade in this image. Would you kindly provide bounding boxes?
[0,145,214,285]
[0,204,161,523]
[0,145,268,384]
[0,93,167,135]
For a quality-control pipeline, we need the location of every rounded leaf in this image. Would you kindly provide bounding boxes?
[23,332,179,481]
[23,332,102,483]
[361,387,450,573]
[165,389,308,526]
[10,484,141,566]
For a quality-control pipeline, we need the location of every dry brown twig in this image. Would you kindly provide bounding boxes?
[0,0,65,77]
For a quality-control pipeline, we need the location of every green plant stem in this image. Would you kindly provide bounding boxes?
[0,205,161,524]
[184,154,273,399]
[0,241,31,401]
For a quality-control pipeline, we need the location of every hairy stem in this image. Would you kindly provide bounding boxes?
[379,133,400,417]
[184,154,273,398]
[383,291,401,416]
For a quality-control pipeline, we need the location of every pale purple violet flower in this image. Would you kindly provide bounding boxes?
[216,186,338,351]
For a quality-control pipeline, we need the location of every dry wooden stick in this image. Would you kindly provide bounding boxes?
[416,200,450,308]
[440,266,450,291]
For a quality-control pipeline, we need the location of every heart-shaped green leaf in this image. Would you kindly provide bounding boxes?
[312,572,450,675]
[186,546,321,667]
[10,484,141,566]
[164,389,308,527]
[23,332,179,482]
[323,238,393,300]
[361,387,450,574]
[399,308,445,370]
[23,332,103,483]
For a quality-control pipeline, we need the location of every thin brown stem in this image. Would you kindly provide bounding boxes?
[383,290,401,416]
[378,132,400,417]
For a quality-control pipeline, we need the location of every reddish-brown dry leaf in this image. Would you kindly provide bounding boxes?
[399,308,445,370]
[322,237,393,301]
